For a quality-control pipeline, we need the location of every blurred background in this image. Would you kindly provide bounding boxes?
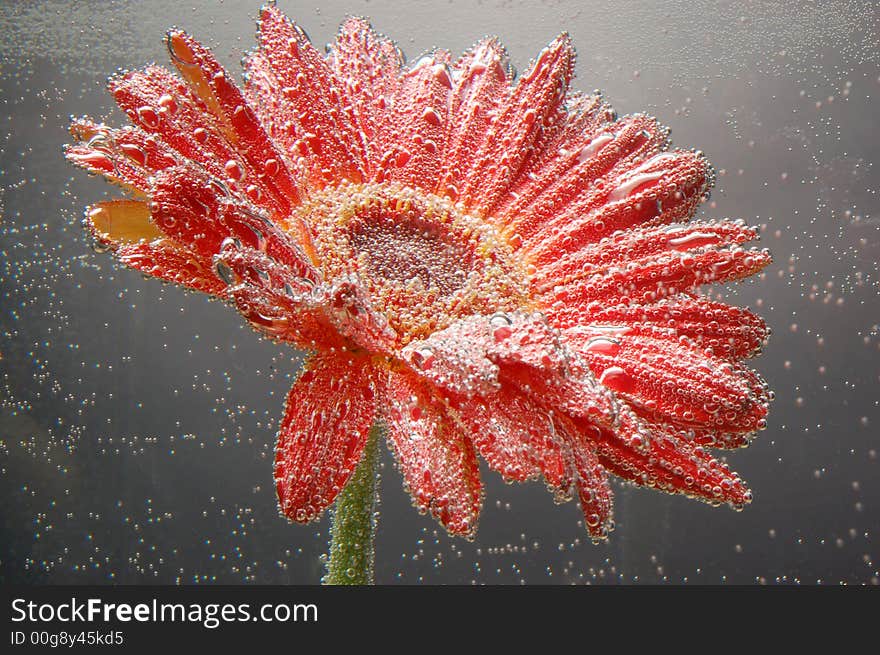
[1,0,878,584]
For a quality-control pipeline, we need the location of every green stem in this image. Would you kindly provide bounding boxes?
[322,424,381,585]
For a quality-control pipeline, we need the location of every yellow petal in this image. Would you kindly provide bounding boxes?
[87,200,162,245]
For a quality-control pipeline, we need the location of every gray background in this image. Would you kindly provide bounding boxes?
[1,0,878,584]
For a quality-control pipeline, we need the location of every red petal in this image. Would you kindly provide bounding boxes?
[330,17,403,165]
[533,221,760,291]
[109,68,238,180]
[554,415,614,539]
[401,323,500,398]
[218,240,395,352]
[148,165,317,278]
[274,353,380,523]
[147,165,228,261]
[111,63,299,217]
[589,294,769,360]
[400,311,566,396]
[498,359,617,427]
[215,243,335,348]
[501,113,666,237]
[247,6,365,185]
[544,244,771,325]
[66,120,178,192]
[116,238,225,296]
[384,371,482,536]
[215,203,315,280]
[318,277,399,355]
[569,329,770,435]
[435,38,511,200]
[645,420,754,450]
[448,386,572,493]
[594,419,752,508]
[402,312,617,422]
[379,52,452,189]
[524,150,712,259]
[82,198,224,296]
[227,286,340,350]
[459,35,575,214]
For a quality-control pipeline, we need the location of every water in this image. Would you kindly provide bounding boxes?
[1,0,878,584]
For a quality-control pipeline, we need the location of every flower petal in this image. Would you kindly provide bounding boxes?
[523,90,615,169]
[402,311,617,422]
[401,311,565,394]
[594,419,752,508]
[569,329,770,435]
[247,5,366,185]
[447,386,572,493]
[66,119,178,192]
[459,34,575,214]
[401,326,500,397]
[544,244,771,326]
[86,200,162,245]
[524,150,712,259]
[214,242,330,346]
[116,238,226,296]
[108,68,239,182]
[533,221,761,291]
[317,277,400,354]
[384,370,482,536]
[554,414,614,539]
[275,353,380,523]
[435,37,511,200]
[379,51,452,189]
[217,237,396,352]
[148,165,316,277]
[330,17,403,162]
[111,63,299,216]
[413,310,563,366]
[588,294,769,360]
[644,420,754,450]
[500,113,666,237]
[84,199,226,296]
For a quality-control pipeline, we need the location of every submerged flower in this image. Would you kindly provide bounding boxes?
[66,6,771,540]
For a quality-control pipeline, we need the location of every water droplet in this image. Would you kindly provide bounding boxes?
[608,170,664,202]
[410,346,435,370]
[489,312,513,327]
[119,144,147,167]
[421,107,442,126]
[576,133,613,163]
[225,160,244,181]
[599,366,635,394]
[246,184,262,202]
[585,337,620,356]
[667,231,722,250]
[214,259,235,285]
[136,106,159,129]
[157,94,177,113]
[432,64,452,89]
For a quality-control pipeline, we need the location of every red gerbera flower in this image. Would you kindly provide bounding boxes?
[66,6,771,541]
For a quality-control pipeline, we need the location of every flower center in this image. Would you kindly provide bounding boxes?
[347,217,472,296]
[293,182,529,343]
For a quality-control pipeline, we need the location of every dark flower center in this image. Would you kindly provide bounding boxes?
[348,217,474,296]
[295,182,529,343]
